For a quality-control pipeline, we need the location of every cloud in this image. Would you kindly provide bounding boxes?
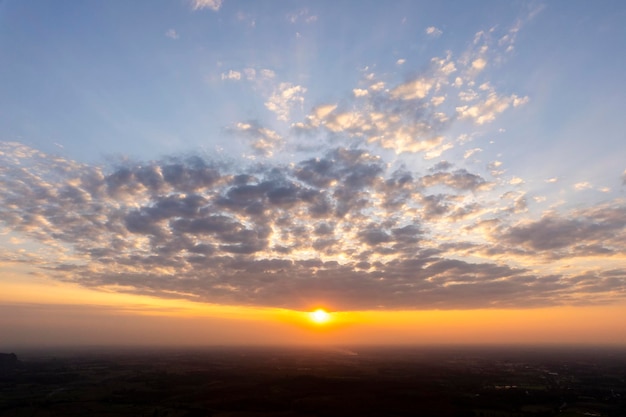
[230,122,283,157]
[464,148,482,159]
[265,82,307,121]
[287,9,318,24]
[1,142,625,310]
[574,181,592,191]
[191,0,222,11]
[496,205,626,259]
[456,92,528,125]
[471,57,487,71]
[390,78,433,100]
[165,29,179,40]
[425,26,443,37]
[287,26,526,156]
[221,70,242,81]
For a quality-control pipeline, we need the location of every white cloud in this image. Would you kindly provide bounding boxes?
[191,0,222,11]
[513,95,529,107]
[303,103,338,127]
[431,55,456,76]
[165,29,179,40]
[243,68,256,80]
[425,26,443,37]
[265,82,307,121]
[431,96,445,106]
[464,148,482,159]
[456,93,528,125]
[390,78,433,100]
[287,9,317,24]
[574,182,592,191]
[370,81,385,91]
[471,57,487,71]
[353,88,369,97]
[260,69,276,79]
[459,90,478,102]
[509,177,525,185]
[233,122,283,157]
[396,58,406,65]
[221,70,241,81]
[424,142,453,159]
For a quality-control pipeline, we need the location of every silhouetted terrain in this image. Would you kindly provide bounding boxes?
[1,346,624,416]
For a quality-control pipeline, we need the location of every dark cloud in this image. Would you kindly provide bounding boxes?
[497,205,626,258]
[419,169,489,191]
[430,161,453,172]
[1,141,625,310]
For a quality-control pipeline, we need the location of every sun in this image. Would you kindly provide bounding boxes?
[309,308,331,324]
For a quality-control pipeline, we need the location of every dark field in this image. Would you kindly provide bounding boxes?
[1,346,625,417]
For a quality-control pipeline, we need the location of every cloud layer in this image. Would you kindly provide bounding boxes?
[1,141,625,310]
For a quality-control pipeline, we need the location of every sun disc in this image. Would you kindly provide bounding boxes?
[309,308,330,324]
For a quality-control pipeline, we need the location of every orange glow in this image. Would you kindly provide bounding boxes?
[2,266,626,346]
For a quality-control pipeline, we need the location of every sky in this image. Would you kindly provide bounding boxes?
[1,0,626,347]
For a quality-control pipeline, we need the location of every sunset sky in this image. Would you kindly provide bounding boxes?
[1,0,626,347]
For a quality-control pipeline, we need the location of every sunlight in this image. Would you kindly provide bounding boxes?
[309,308,331,324]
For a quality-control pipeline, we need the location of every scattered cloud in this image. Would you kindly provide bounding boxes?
[471,57,487,72]
[285,26,529,155]
[240,67,275,82]
[426,26,443,37]
[221,70,242,81]
[165,29,179,40]
[230,122,283,157]
[574,182,592,191]
[456,92,528,125]
[265,83,307,121]
[390,78,433,100]
[464,148,482,159]
[287,9,317,24]
[431,95,446,106]
[191,0,222,12]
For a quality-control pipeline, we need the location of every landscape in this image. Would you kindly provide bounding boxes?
[1,1,626,416]
[2,346,625,416]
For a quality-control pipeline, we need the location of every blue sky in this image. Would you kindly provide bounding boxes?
[1,0,626,313]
